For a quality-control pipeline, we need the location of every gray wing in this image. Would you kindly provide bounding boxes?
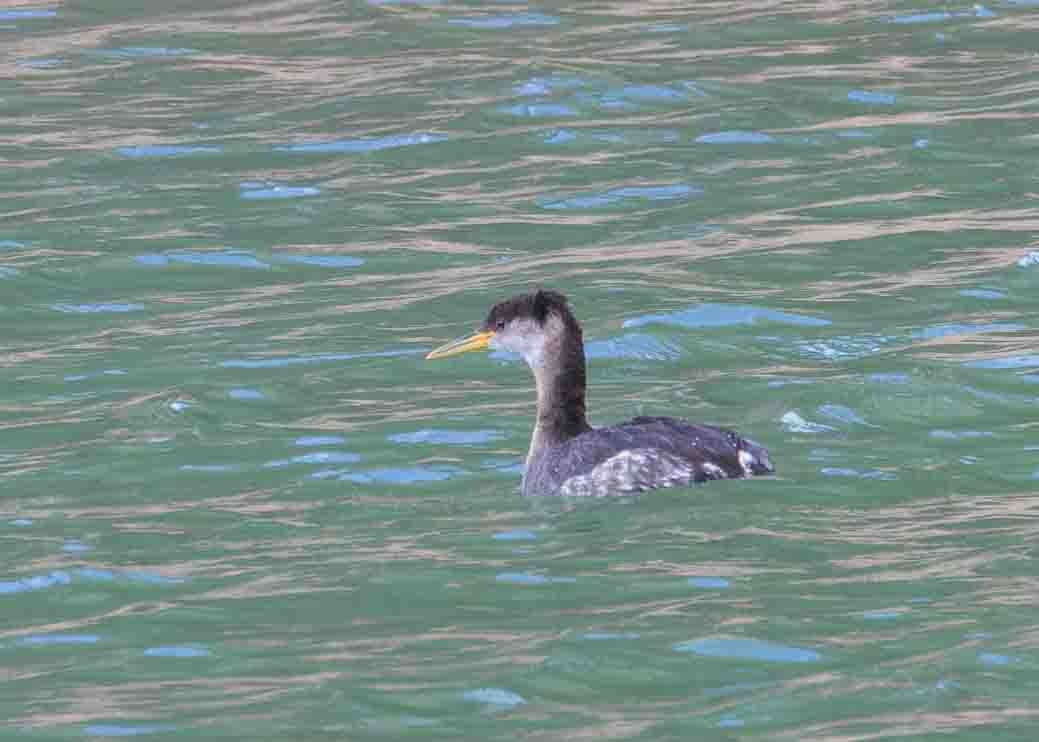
[525,416,773,496]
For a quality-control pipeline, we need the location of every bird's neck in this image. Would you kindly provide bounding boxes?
[528,320,591,464]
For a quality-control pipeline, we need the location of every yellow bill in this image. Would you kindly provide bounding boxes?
[426,330,495,360]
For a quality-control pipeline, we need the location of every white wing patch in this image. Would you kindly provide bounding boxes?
[700,461,728,480]
[559,448,699,497]
[738,450,756,476]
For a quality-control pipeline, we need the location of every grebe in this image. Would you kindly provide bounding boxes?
[426,290,774,497]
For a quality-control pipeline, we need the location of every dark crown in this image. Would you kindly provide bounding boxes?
[483,290,572,330]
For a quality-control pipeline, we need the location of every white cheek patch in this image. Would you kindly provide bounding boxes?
[494,318,547,368]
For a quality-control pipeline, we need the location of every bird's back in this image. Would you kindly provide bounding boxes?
[523,416,773,497]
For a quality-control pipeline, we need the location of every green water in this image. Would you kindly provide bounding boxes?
[3,1,1039,738]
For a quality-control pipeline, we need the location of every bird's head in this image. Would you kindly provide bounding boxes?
[426,289,576,369]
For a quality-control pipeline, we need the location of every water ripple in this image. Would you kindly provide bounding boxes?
[497,103,577,118]
[143,646,210,658]
[50,303,145,314]
[673,637,821,663]
[274,133,446,153]
[136,251,271,269]
[625,304,830,329]
[496,572,576,585]
[585,333,681,361]
[220,349,422,369]
[462,688,526,707]
[847,90,897,105]
[83,724,172,737]
[538,184,700,210]
[387,429,504,445]
[696,131,774,144]
[116,145,222,158]
[0,9,57,19]
[20,634,100,646]
[239,183,320,200]
[448,13,559,29]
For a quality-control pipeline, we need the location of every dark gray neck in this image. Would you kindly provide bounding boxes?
[528,318,591,461]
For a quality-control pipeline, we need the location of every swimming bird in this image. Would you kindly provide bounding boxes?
[426,290,774,496]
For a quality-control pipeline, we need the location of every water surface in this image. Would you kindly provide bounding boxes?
[3,1,1039,739]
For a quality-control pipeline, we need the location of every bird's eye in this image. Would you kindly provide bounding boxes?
[495,319,506,331]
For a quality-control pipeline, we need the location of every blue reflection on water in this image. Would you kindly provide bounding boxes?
[978,652,1015,666]
[496,572,576,585]
[696,131,774,144]
[449,13,559,28]
[265,452,361,468]
[228,388,265,400]
[930,430,993,440]
[817,404,876,427]
[493,530,538,541]
[240,183,320,200]
[144,646,210,658]
[295,436,346,447]
[793,334,895,361]
[890,6,993,23]
[964,355,1039,369]
[543,129,577,144]
[462,688,526,707]
[863,610,900,621]
[539,183,699,210]
[688,577,730,589]
[781,411,837,434]
[820,468,897,480]
[585,333,681,361]
[543,128,680,146]
[514,75,586,96]
[959,288,1006,299]
[388,429,504,445]
[1,9,58,19]
[581,632,641,640]
[848,90,896,105]
[614,84,688,102]
[100,47,196,58]
[1,570,70,594]
[279,255,364,268]
[221,349,422,368]
[890,11,951,23]
[338,466,463,484]
[137,251,271,269]
[674,637,821,663]
[83,724,172,737]
[869,372,910,384]
[498,103,576,118]
[19,634,100,646]
[51,303,145,314]
[117,145,221,158]
[913,322,1022,339]
[626,304,829,329]
[274,133,445,153]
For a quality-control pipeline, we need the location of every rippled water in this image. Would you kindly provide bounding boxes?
[4,1,1039,738]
